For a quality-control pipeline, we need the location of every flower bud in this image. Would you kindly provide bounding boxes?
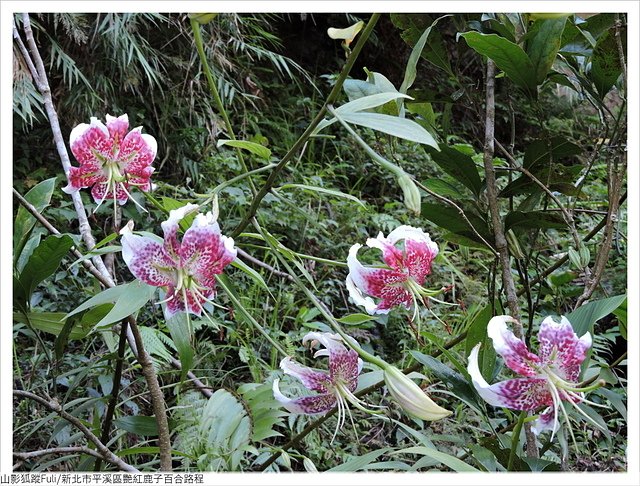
[383,365,451,421]
[397,172,421,215]
[188,13,218,25]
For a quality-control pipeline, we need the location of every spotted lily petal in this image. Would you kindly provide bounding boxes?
[120,225,174,287]
[537,316,592,382]
[180,211,237,288]
[280,357,331,393]
[531,407,560,436]
[487,315,540,377]
[346,244,412,314]
[468,344,551,410]
[272,379,337,415]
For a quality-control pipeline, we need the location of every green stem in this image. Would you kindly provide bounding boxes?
[190,18,256,194]
[230,13,381,239]
[507,411,527,471]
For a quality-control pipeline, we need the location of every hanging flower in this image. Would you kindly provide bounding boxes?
[383,365,451,421]
[468,315,603,437]
[63,114,157,209]
[346,225,439,315]
[120,203,236,318]
[273,332,378,440]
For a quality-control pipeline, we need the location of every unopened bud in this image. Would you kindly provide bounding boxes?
[188,13,218,25]
[383,365,451,421]
[397,172,421,215]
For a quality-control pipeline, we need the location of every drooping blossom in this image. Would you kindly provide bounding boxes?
[468,315,601,436]
[120,203,236,318]
[273,332,378,440]
[63,114,156,208]
[346,225,439,315]
[383,365,451,421]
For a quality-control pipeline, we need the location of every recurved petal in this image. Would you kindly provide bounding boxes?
[120,227,175,287]
[280,357,331,393]
[487,315,540,377]
[537,316,592,382]
[180,212,237,284]
[63,166,104,192]
[70,118,112,167]
[366,231,405,271]
[346,244,412,313]
[531,407,560,436]
[160,203,199,258]
[119,128,157,175]
[468,345,551,410]
[403,235,438,284]
[272,379,337,415]
[105,114,130,139]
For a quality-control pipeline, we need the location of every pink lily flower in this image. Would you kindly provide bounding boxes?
[468,315,602,437]
[346,225,439,315]
[63,114,157,208]
[120,203,237,318]
[273,332,378,440]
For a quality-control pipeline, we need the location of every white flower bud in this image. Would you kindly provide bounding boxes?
[383,365,451,421]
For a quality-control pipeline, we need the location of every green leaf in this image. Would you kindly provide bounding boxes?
[613,297,627,340]
[590,27,625,98]
[523,136,581,171]
[422,179,464,199]
[13,177,56,264]
[504,211,567,231]
[237,382,286,442]
[13,311,93,340]
[526,17,568,84]
[391,14,453,76]
[421,202,492,248]
[117,446,190,458]
[411,350,482,411]
[65,284,132,320]
[393,446,479,472]
[217,139,272,160]
[460,32,537,93]
[425,145,483,196]
[339,112,438,148]
[165,312,194,383]
[278,183,366,209]
[399,16,450,97]
[337,313,378,325]
[17,234,74,306]
[464,304,497,380]
[113,416,159,436]
[230,258,271,295]
[94,281,157,328]
[566,294,627,337]
[327,448,391,472]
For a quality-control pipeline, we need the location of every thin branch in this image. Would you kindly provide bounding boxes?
[13,390,138,472]
[482,59,538,458]
[18,13,111,279]
[15,447,109,464]
[237,248,293,281]
[94,318,129,471]
[16,15,176,469]
[495,139,581,249]
[230,13,381,239]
